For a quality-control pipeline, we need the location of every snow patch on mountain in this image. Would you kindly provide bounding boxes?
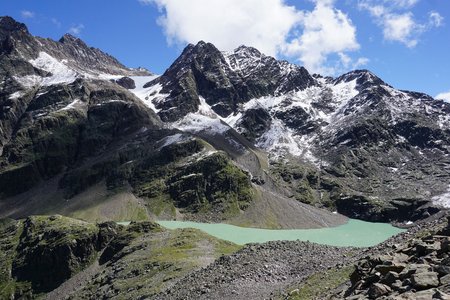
[8,91,23,100]
[216,78,361,164]
[129,75,163,113]
[59,98,85,111]
[329,78,359,116]
[432,185,450,208]
[256,118,320,166]
[173,97,230,135]
[158,133,191,148]
[29,52,78,86]
[95,99,129,106]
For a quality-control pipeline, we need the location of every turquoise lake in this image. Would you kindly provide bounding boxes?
[157,219,405,247]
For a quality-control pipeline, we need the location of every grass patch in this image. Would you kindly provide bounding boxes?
[287,265,354,300]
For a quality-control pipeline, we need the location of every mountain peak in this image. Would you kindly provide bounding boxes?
[59,33,79,43]
[0,16,29,37]
[334,69,386,87]
[58,33,91,49]
[233,44,263,57]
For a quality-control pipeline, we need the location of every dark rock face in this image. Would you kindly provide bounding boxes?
[114,76,136,89]
[147,41,316,121]
[0,79,161,198]
[12,216,99,293]
[0,16,28,39]
[237,108,272,142]
[167,152,253,215]
[0,215,162,298]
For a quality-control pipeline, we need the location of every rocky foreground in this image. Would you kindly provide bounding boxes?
[331,214,450,299]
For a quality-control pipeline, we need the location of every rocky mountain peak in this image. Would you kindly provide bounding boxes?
[148,41,316,121]
[0,16,28,37]
[232,44,263,58]
[334,69,385,87]
[58,33,84,45]
[162,41,225,76]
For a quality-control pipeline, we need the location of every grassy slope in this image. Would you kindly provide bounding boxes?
[0,215,241,299]
[69,227,241,299]
[286,265,355,300]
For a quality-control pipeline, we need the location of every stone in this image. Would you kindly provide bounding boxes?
[411,271,439,289]
[368,283,391,299]
[399,289,436,300]
[375,264,405,275]
[399,264,431,279]
[289,289,299,296]
[441,274,450,285]
[115,76,136,89]
[435,289,450,300]
[441,238,450,252]
[382,271,399,285]
[391,279,403,290]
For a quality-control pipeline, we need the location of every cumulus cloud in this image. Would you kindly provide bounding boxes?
[359,0,443,48]
[282,0,360,74]
[68,24,85,36]
[144,0,364,75]
[147,0,300,57]
[436,91,450,102]
[383,12,420,47]
[21,10,35,19]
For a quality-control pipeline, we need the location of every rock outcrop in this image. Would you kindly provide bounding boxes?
[339,216,450,299]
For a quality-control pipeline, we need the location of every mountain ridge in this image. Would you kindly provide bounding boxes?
[1,15,449,226]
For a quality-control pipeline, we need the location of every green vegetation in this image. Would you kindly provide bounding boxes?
[133,139,254,220]
[287,265,354,300]
[70,227,241,299]
[0,214,241,299]
[270,161,337,209]
[0,219,29,299]
[66,191,150,222]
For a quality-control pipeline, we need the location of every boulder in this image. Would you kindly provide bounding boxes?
[411,271,439,289]
[368,283,391,299]
[441,274,450,285]
[399,289,438,300]
[115,76,136,89]
[382,271,400,285]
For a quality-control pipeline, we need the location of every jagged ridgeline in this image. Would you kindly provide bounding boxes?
[1,15,450,228]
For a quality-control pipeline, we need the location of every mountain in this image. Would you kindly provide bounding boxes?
[0,16,344,229]
[1,15,450,225]
[2,15,450,300]
[141,41,450,222]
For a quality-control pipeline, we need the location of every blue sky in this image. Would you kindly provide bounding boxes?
[1,0,450,99]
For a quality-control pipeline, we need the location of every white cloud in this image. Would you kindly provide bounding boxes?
[68,24,84,36]
[354,57,370,68]
[390,0,419,9]
[146,0,362,75]
[21,10,35,19]
[359,0,443,48]
[282,0,360,74]
[436,91,450,102]
[383,12,419,48]
[148,0,300,57]
[429,11,444,27]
